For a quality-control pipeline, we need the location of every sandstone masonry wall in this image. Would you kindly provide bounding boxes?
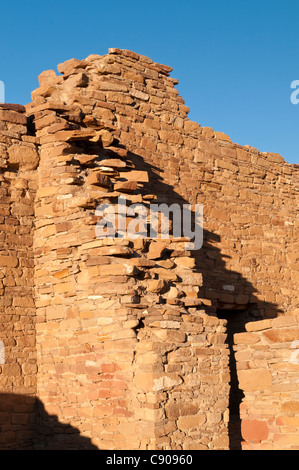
[31,47,299,319]
[0,104,38,448]
[0,48,297,450]
[235,312,299,450]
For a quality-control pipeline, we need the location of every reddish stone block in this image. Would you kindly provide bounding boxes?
[241,420,269,442]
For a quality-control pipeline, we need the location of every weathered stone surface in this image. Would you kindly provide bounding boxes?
[114,180,137,193]
[263,327,299,343]
[236,314,299,450]
[237,369,272,392]
[241,420,269,442]
[0,103,26,113]
[0,48,297,452]
[147,241,167,260]
[88,172,112,188]
[8,144,39,170]
[0,109,27,125]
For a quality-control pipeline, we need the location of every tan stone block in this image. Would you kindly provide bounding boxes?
[114,181,137,193]
[263,328,299,343]
[46,306,66,321]
[146,279,167,293]
[210,434,230,450]
[131,89,149,101]
[165,402,199,418]
[13,297,35,308]
[281,401,299,413]
[98,158,126,169]
[36,187,58,198]
[152,329,186,343]
[152,374,183,391]
[237,368,272,392]
[0,110,27,125]
[174,256,196,269]
[271,316,297,328]
[151,268,178,282]
[147,241,167,260]
[273,434,299,447]
[234,332,260,344]
[95,246,133,257]
[121,170,149,183]
[53,281,75,294]
[2,363,22,376]
[0,255,19,267]
[80,310,94,319]
[11,202,34,216]
[57,57,82,75]
[8,144,39,171]
[91,129,114,147]
[276,416,299,427]
[245,320,272,332]
[134,372,155,392]
[53,269,70,279]
[177,414,206,431]
[159,130,183,145]
[201,127,214,138]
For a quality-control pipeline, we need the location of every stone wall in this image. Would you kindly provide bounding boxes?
[26,82,230,450]
[0,48,298,450]
[235,312,299,450]
[0,104,38,448]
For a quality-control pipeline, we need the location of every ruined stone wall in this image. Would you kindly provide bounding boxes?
[33,48,298,319]
[0,104,38,448]
[25,66,230,449]
[235,312,299,450]
[27,48,298,450]
[0,48,298,450]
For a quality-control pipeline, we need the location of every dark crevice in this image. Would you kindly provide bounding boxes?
[217,307,262,451]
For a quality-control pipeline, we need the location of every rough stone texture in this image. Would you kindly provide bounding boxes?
[0,108,37,449]
[235,313,299,450]
[0,48,298,450]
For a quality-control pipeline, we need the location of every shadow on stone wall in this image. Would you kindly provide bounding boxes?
[0,394,98,450]
[120,147,280,451]
[0,142,281,451]
[125,147,280,315]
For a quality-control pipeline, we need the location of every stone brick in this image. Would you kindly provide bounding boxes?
[237,369,272,392]
[147,241,167,260]
[177,415,206,431]
[0,256,19,267]
[241,420,269,442]
[0,110,27,125]
[8,144,39,171]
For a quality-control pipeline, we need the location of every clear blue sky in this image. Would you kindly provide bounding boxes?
[0,0,298,164]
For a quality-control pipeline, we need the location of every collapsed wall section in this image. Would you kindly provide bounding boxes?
[0,104,38,448]
[40,47,297,320]
[27,72,230,448]
[27,48,298,450]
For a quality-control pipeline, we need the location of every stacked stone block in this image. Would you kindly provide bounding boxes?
[0,48,297,450]
[32,47,298,319]
[235,311,299,450]
[26,87,229,448]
